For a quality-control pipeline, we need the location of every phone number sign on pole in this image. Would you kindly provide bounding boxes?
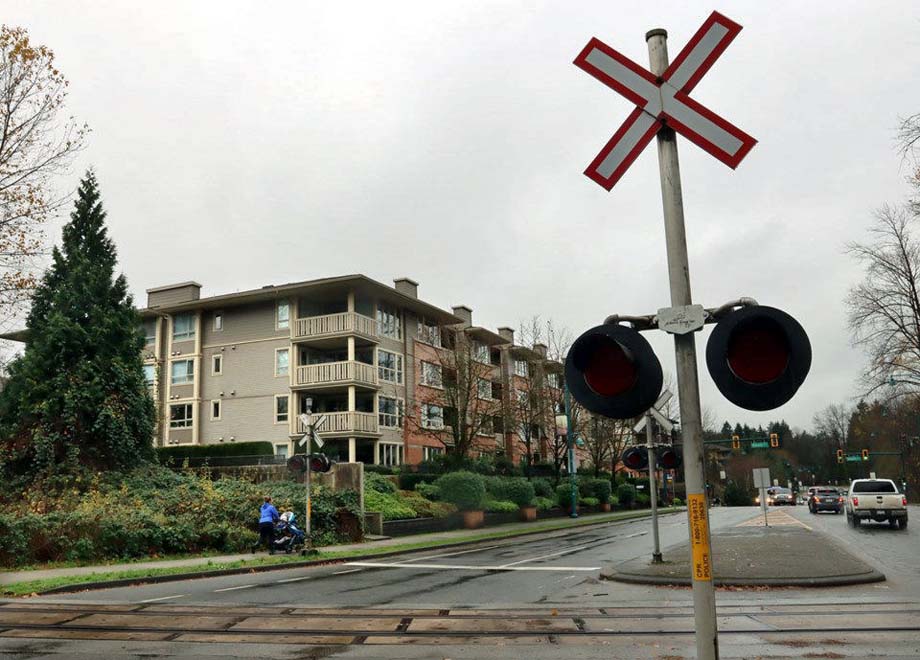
[574,11,757,190]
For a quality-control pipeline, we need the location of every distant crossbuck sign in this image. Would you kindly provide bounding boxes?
[574,11,757,190]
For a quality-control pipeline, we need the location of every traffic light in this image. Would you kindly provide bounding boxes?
[770,433,779,448]
[308,453,333,473]
[861,449,869,462]
[705,305,811,411]
[621,445,649,471]
[657,445,682,470]
[287,454,308,474]
[566,323,663,419]
[836,449,844,464]
[731,434,740,450]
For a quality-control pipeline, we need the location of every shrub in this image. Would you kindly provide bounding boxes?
[434,471,486,511]
[365,472,397,494]
[531,478,554,499]
[556,483,578,509]
[672,497,684,506]
[609,495,620,508]
[363,489,417,521]
[580,497,600,507]
[636,493,650,507]
[414,482,441,500]
[397,472,439,491]
[494,454,519,476]
[363,464,396,475]
[534,496,555,511]
[399,491,457,518]
[484,498,518,513]
[579,478,612,504]
[503,478,536,508]
[156,441,273,463]
[617,483,637,507]
[723,481,753,506]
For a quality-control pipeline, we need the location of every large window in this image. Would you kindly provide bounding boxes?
[379,443,403,467]
[473,341,489,363]
[142,364,155,386]
[423,446,443,461]
[420,361,442,387]
[275,348,289,376]
[417,317,441,346]
[421,403,444,429]
[377,303,402,339]
[514,360,529,377]
[477,378,492,399]
[275,395,289,423]
[378,349,404,384]
[547,373,561,388]
[170,359,194,385]
[276,301,290,330]
[172,313,195,341]
[142,318,156,344]
[379,396,404,428]
[169,403,193,428]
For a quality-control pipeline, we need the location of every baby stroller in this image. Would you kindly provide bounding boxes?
[272,511,306,554]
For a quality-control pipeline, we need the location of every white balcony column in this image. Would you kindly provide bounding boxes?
[348,385,356,412]
[348,437,356,462]
[347,336,355,361]
[373,440,380,465]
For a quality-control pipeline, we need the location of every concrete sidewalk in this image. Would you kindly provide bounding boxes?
[1,508,677,587]
[602,516,885,587]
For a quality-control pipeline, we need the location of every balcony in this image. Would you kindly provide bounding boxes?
[294,360,378,390]
[292,312,377,344]
[297,411,379,436]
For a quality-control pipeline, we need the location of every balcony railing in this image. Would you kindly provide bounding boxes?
[292,312,377,342]
[297,411,379,435]
[294,360,378,388]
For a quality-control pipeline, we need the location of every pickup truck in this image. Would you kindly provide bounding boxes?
[845,479,908,529]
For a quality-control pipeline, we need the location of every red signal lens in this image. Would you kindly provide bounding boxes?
[582,335,637,396]
[726,319,790,384]
[659,450,679,470]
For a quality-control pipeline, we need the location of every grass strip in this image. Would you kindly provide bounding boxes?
[1,507,680,597]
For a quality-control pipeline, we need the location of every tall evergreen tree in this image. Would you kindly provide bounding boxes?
[0,172,154,478]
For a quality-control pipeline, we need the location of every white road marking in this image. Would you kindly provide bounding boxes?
[497,542,598,568]
[391,544,502,564]
[214,584,256,592]
[139,594,187,603]
[331,569,363,575]
[276,576,312,583]
[344,561,599,572]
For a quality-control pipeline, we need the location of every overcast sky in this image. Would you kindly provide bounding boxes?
[7,1,920,430]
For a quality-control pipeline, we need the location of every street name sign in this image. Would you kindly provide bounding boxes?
[574,11,756,190]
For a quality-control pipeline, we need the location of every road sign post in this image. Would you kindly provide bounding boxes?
[564,385,578,518]
[645,414,662,563]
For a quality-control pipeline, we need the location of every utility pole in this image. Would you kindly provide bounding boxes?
[645,412,662,563]
[646,28,718,660]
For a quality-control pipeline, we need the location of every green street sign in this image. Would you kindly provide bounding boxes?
[750,441,769,449]
[846,455,862,462]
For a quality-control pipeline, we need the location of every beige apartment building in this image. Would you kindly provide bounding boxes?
[139,274,567,466]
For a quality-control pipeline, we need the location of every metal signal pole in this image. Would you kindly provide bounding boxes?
[565,384,578,518]
[645,414,662,563]
[646,28,719,660]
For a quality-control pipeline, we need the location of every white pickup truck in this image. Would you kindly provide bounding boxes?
[845,478,908,529]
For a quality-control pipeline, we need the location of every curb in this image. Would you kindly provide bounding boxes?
[599,566,886,587]
[33,508,683,595]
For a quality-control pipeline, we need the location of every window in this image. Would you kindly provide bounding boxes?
[852,480,897,493]
[142,364,155,386]
[379,396,404,428]
[423,446,443,461]
[170,359,194,385]
[477,378,492,399]
[210,400,221,420]
[277,301,290,330]
[275,444,289,459]
[417,317,441,346]
[421,403,444,429]
[213,312,223,331]
[479,415,494,436]
[172,313,195,341]
[275,348,289,376]
[379,443,404,467]
[377,349,404,384]
[473,341,489,363]
[420,361,442,387]
[169,403,193,428]
[547,373,561,388]
[212,354,223,375]
[516,389,528,408]
[514,360,529,377]
[377,303,402,339]
[142,318,156,344]
[275,395,289,423]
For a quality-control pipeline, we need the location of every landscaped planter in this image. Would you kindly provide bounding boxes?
[599,503,611,513]
[519,505,537,522]
[462,510,484,529]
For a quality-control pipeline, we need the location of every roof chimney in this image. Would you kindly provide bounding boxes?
[498,327,515,344]
[533,343,548,358]
[393,278,418,298]
[451,305,473,328]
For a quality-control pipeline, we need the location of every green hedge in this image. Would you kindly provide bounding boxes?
[484,477,534,508]
[434,471,486,511]
[531,478,554,499]
[636,493,650,507]
[156,441,274,462]
[579,478,612,504]
[617,483,637,507]
[556,483,578,509]
[397,472,439,491]
[363,489,417,521]
[580,497,600,507]
[484,498,519,513]
[534,496,555,511]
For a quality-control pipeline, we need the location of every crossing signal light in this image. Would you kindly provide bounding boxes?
[770,433,780,448]
[861,449,869,461]
[287,454,308,474]
[308,453,333,473]
[836,449,844,464]
[731,434,740,450]
[621,446,649,471]
[657,445,682,470]
[705,305,811,411]
[566,323,663,419]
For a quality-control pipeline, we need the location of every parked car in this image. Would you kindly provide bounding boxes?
[845,478,908,529]
[808,487,843,514]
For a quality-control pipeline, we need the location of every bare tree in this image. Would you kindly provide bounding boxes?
[0,26,87,323]
[812,403,853,449]
[582,414,633,476]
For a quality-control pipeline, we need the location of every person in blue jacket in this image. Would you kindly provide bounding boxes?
[252,495,280,554]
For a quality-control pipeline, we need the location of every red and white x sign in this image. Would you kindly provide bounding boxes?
[574,11,756,190]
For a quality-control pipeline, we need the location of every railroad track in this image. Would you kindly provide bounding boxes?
[1,602,919,645]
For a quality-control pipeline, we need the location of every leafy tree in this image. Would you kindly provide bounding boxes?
[0,172,154,479]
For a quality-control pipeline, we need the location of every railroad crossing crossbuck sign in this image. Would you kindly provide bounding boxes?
[574,11,756,190]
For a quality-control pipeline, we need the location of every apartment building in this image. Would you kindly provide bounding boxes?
[139,274,567,466]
